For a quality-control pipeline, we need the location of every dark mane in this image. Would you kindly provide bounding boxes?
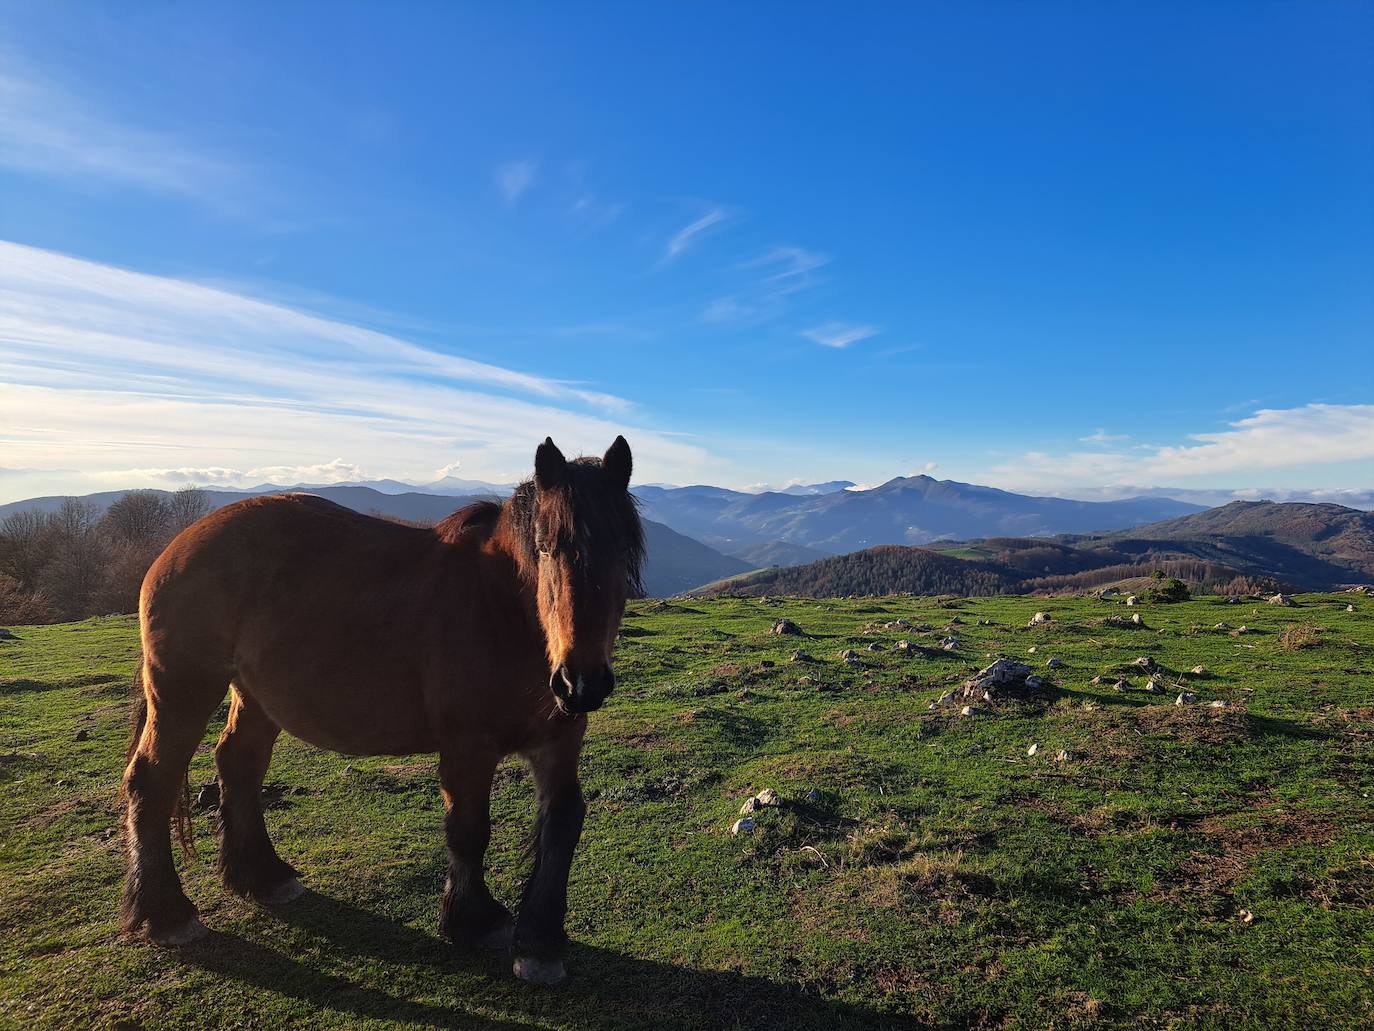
[434,500,502,544]
[502,459,646,597]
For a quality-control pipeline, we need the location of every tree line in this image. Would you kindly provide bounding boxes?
[0,488,212,625]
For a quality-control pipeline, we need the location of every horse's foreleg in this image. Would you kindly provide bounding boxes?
[437,748,509,947]
[512,721,587,985]
[215,687,301,902]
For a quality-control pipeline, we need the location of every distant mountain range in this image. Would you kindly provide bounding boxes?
[692,500,1374,597]
[632,476,1204,556]
[5,479,1367,597]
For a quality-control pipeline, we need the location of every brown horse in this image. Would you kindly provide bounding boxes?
[120,436,642,985]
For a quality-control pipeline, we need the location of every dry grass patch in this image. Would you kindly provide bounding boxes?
[1278,623,1323,651]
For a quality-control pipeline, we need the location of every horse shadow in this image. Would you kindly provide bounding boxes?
[180,888,919,1030]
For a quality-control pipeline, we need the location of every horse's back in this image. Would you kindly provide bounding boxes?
[139,494,454,753]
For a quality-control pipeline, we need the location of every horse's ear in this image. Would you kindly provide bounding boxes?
[603,435,632,492]
[535,437,567,491]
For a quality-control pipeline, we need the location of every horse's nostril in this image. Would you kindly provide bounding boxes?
[549,664,575,699]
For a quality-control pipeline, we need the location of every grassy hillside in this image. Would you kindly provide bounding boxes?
[2,595,1372,1029]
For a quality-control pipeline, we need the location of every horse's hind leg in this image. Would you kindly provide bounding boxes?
[437,747,510,947]
[215,687,301,902]
[121,662,224,943]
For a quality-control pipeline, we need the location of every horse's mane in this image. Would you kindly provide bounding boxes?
[433,501,502,544]
[451,462,645,597]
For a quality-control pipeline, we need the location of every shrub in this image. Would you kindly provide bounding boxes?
[1278,624,1321,651]
[1148,577,1191,603]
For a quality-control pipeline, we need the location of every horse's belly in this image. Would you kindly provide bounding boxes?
[236,664,439,757]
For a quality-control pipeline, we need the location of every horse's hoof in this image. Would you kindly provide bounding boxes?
[152,917,209,946]
[513,956,566,985]
[476,920,514,949]
[264,878,306,904]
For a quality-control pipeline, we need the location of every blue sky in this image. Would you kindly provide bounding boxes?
[1,1,1371,504]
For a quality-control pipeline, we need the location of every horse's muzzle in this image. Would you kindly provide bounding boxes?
[550,662,615,714]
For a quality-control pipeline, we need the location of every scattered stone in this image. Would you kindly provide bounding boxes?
[866,642,884,652]
[937,690,955,704]
[804,788,821,802]
[1225,596,1241,604]
[959,705,982,717]
[1091,675,1105,685]
[797,675,814,686]
[839,649,859,660]
[953,658,1035,705]
[740,796,763,815]
[1129,612,1143,625]
[948,616,964,626]
[1026,743,1039,757]
[1176,692,1197,706]
[1027,645,1038,654]
[1029,612,1052,626]
[74,728,90,742]
[941,637,959,651]
[1132,656,1156,670]
[978,618,993,626]
[1191,666,1209,676]
[1347,604,1356,613]
[1207,700,1228,709]
[1046,657,1064,668]
[1025,675,1045,690]
[1214,622,1230,630]
[1055,749,1070,762]
[791,650,812,662]
[772,619,803,636]
[755,788,780,806]
[1238,908,1255,924]
[843,655,862,666]
[1114,679,1131,693]
[1268,593,1296,607]
[895,640,914,652]
[1125,596,1138,606]
[1231,626,1250,636]
[0,628,13,640]
[731,817,757,835]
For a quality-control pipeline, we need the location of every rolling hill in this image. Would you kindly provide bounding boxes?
[692,501,1374,597]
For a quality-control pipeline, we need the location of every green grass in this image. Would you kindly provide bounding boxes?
[2,594,1372,1029]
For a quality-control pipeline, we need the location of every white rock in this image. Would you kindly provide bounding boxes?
[960,705,980,716]
[1207,700,1227,709]
[937,690,955,704]
[1347,604,1356,613]
[740,796,762,815]
[731,817,757,835]
[1130,613,1143,625]
[1026,743,1039,757]
[1192,666,1209,676]
[755,787,780,806]
[1055,749,1070,762]
[1027,646,1038,654]
[1176,692,1197,706]
[1029,612,1052,626]
[1126,596,1138,606]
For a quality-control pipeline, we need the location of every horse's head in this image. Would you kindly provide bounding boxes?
[522,435,643,714]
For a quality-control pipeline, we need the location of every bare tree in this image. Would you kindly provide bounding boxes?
[0,508,49,590]
[167,486,212,533]
[38,499,107,621]
[102,491,172,547]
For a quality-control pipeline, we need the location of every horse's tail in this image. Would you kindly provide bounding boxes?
[124,659,196,857]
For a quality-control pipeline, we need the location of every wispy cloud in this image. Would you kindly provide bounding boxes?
[743,246,828,296]
[0,240,716,503]
[803,322,881,349]
[664,208,728,261]
[991,404,1374,487]
[495,159,537,204]
[0,66,242,203]
[1079,428,1129,445]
